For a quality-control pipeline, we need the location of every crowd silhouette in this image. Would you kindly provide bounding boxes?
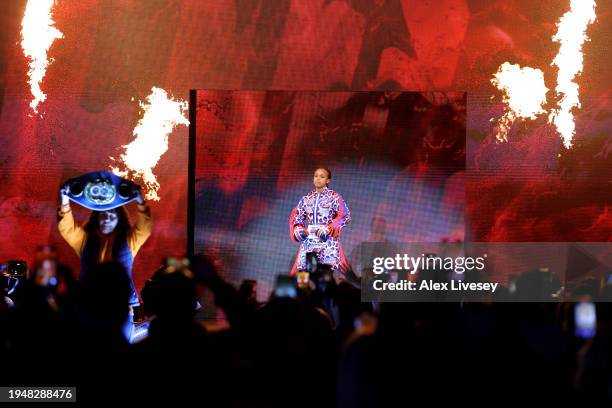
[2,246,612,406]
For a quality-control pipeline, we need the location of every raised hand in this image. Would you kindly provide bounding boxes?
[133,186,145,205]
[59,183,70,207]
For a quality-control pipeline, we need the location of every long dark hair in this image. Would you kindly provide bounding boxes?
[82,207,131,267]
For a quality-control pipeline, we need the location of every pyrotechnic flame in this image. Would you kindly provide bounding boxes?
[549,0,596,148]
[20,0,63,114]
[110,87,189,201]
[491,63,548,142]
[491,0,596,148]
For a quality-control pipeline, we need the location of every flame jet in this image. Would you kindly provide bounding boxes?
[110,87,189,201]
[21,0,63,114]
[491,0,596,148]
[491,63,548,142]
[549,0,597,148]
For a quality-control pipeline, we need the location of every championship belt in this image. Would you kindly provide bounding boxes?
[62,171,139,211]
[308,225,329,241]
[307,225,321,239]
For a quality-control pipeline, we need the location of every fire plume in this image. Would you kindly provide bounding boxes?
[20,0,63,114]
[549,0,597,148]
[491,63,548,142]
[110,87,189,201]
[491,0,596,148]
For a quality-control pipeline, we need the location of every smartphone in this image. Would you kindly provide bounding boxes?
[305,252,318,273]
[274,275,297,299]
[1,260,27,296]
[574,302,597,339]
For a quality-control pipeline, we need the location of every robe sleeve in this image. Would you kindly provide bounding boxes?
[289,197,307,241]
[127,204,153,256]
[57,206,87,256]
[328,194,350,238]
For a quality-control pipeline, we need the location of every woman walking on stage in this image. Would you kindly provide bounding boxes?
[289,167,351,276]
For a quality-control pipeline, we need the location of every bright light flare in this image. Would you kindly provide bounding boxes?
[110,87,189,201]
[20,0,63,114]
[491,0,596,148]
[549,0,596,148]
[491,63,548,142]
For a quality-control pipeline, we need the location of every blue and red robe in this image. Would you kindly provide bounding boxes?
[289,187,351,275]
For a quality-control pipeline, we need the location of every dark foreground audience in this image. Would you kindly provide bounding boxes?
[2,253,612,406]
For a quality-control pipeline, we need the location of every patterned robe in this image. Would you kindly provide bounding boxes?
[289,187,351,274]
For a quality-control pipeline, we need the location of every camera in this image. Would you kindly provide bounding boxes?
[1,260,28,296]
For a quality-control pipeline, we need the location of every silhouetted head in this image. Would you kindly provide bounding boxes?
[154,270,198,320]
[81,261,132,329]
